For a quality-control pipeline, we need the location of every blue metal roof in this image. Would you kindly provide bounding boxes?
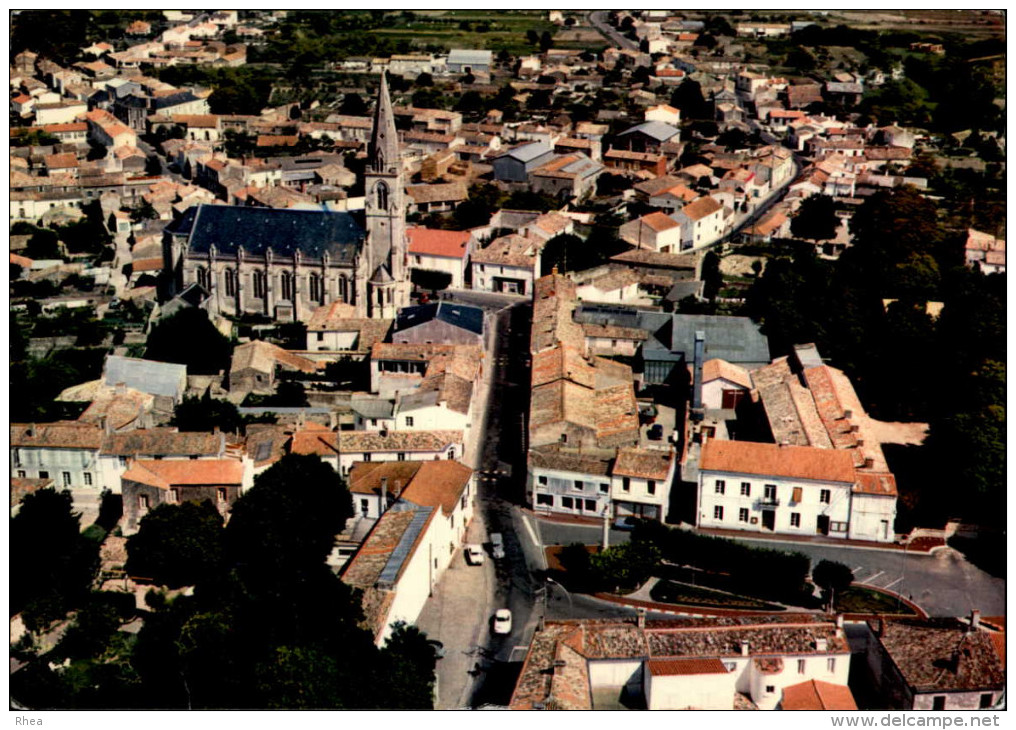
[377,506,433,588]
[396,302,484,336]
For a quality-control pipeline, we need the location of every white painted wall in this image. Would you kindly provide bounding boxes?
[646,669,736,710]
[697,470,853,537]
[848,492,896,542]
[410,252,467,289]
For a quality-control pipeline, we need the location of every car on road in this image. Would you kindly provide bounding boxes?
[493,609,512,635]
[489,533,505,559]
[465,544,485,565]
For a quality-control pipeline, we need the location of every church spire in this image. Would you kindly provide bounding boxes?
[370,71,398,175]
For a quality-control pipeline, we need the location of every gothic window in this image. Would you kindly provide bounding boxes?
[280,271,294,301]
[375,180,389,211]
[253,270,266,299]
[196,266,210,290]
[224,268,236,297]
[309,273,323,303]
[375,149,385,174]
[337,275,348,302]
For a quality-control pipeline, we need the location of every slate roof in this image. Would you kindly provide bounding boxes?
[172,204,364,261]
[396,302,484,336]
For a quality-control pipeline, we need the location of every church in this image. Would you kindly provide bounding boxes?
[162,73,411,321]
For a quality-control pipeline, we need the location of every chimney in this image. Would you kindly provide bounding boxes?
[842,409,853,420]
[856,438,864,447]
[691,330,705,420]
[636,607,646,630]
[814,638,828,651]
[835,614,844,630]
[970,610,981,630]
[380,476,388,511]
[863,457,874,469]
[740,640,749,657]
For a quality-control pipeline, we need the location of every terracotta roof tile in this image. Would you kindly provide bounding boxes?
[407,227,471,259]
[781,679,858,710]
[699,439,857,484]
[121,459,243,489]
[612,448,673,480]
[648,657,728,676]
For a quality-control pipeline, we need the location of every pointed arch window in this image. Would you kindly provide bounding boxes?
[375,180,389,211]
[375,148,385,174]
[309,273,323,303]
[338,275,348,302]
[224,268,236,297]
[253,270,266,299]
[196,266,210,290]
[280,271,294,301]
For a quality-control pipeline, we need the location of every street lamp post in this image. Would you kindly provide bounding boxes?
[546,576,573,613]
[896,535,911,612]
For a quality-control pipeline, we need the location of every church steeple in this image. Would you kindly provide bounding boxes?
[361,70,410,319]
[369,71,399,176]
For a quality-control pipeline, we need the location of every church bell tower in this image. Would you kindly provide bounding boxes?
[363,71,410,319]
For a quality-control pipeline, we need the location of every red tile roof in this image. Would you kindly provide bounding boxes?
[121,459,243,489]
[642,211,680,232]
[781,679,858,710]
[647,657,728,676]
[699,439,857,484]
[407,227,471,259]
[400,460,472,516]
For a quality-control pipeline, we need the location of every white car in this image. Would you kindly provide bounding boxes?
[465,544,485,565]
[490,533,505,560]
[493,609,512,635]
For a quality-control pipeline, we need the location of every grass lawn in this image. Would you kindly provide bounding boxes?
[834,587,917,615]
[649,580,786,611]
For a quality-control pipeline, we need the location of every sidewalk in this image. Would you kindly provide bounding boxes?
[415,514,494,710]
[696,526,945,554]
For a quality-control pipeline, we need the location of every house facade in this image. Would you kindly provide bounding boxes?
[121,458,245,534]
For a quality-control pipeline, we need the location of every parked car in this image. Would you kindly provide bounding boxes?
[490,533,505,560]
[493,609,512,635]
[647,423,664,441]
[465,544,485,565]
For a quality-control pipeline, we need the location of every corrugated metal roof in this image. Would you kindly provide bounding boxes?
[618,121,680,143]
[377,505,433,588]
[447,49,493,66]
[104,355,186,399]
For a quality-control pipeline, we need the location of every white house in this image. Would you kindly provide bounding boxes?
[610,447,675,522]
[511,616,854,710]
[700,358,753,411]
[697,439,859,538]
[529,447,614,518]
[470,233,543,296]
[11,422,103,492]
[97,428,228,495]
[644,104,681,126]
[341,459,475,645]
[407,227,474,289]
[290,426,464,478]
[672,195,725,250]
[619,211,683,253]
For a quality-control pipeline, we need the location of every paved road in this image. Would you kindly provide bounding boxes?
[587,10,638,51]
[534,519,1003,618]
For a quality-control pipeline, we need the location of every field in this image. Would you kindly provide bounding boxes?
[369,10,563,55]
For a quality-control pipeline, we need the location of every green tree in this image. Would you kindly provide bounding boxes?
[415,72,433,87]
[145,308,233,376]
[669,78,708,119]
[378,622,439,709]
[791,195,838,241]
[11,488,99,631]
[225,454,352,578]
[811,559,853,610]
[701,251,722,301]
[589,540,661,592]
[339,92,368,116]
[171,395,243,434]
[126,501,225,589]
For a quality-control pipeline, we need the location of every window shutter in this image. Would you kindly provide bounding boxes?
[792,487,803,504]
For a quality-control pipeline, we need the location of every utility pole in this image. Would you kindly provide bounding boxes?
[602,506,610,550]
